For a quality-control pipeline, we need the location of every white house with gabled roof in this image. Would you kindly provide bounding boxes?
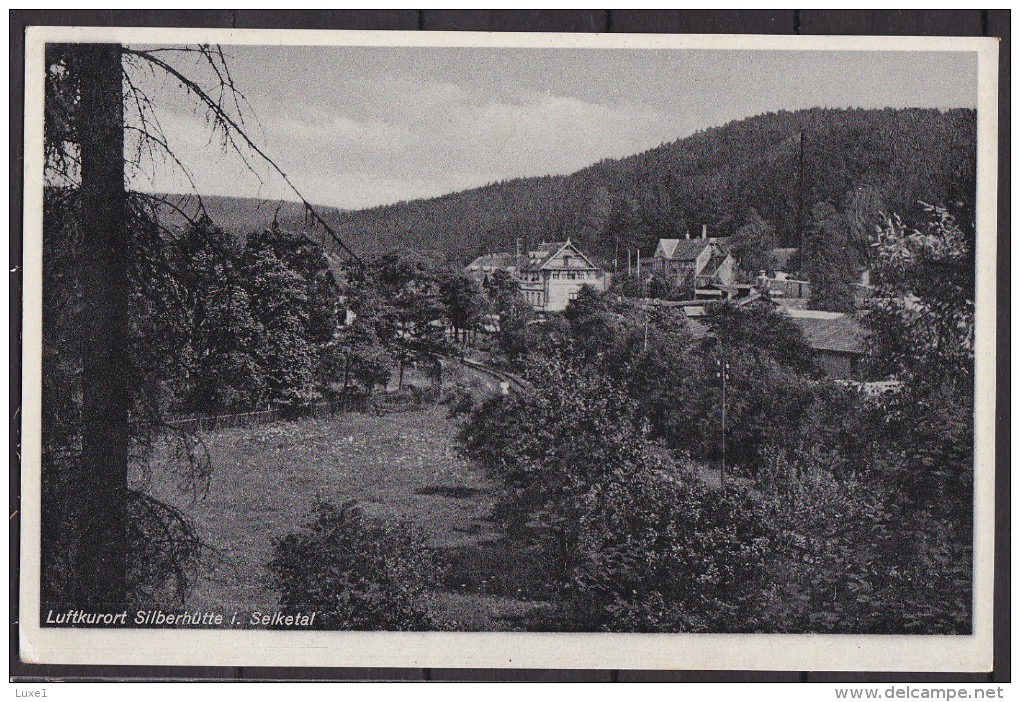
[517,238,609,312]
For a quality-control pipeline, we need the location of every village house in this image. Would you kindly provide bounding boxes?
[650,228,737,298]
[783,308,869,379]
[464,239,609,313]
[464,252,518,286]
[517,239,610,312]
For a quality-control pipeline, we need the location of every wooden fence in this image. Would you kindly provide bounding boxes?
[159,399,342,433]
[146,355,511,434]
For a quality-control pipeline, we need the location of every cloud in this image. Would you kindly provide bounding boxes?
[133,75,687,210]
[127,46,975,211]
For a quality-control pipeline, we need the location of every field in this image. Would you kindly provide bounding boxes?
[137,362,553,630]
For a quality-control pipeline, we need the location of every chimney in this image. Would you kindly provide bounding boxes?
[701,224,707,239]
[685,230,690,240]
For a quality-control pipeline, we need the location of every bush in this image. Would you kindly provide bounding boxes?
[751,446,971,634]
[559,469,772,633]
[459,362,772,632]
[267,500,446,630]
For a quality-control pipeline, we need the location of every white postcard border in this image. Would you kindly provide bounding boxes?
[18,26,1000,671]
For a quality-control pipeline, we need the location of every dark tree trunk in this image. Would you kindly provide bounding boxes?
[340,356,351,409]
[73,44,129,608]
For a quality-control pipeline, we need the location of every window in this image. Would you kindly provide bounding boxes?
[563,255,571,267]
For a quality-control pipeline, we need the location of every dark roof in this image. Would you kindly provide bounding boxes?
[656,238,712,262]
[466,252,516,270]
[700,252,730,278]
[520,240,599,272]
[787,312,868,355]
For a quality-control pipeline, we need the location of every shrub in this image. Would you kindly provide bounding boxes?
[559,468,772,633]
[751,446,971,634]
[459,362,772,632]
[267,500,446,630]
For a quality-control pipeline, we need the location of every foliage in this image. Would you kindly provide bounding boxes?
[442,272,487,343]
[730,208,775,278]
[804,201,858,312]
[318,317,393,403]
[459,362,772,631]
[560,469,772,633]
[646,271,681,300]
[751,446,971,634]
[485,275,539,361]
[177,215,265,414]
[241,235,317,409]
[267,500,446,630]
[704,303,817,375]
[866,205,975,518]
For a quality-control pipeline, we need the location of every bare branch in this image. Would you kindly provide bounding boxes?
[122,46,363,266]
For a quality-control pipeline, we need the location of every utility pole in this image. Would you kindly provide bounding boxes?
[716,356,730,494]
[797,129,806,254]
[643,305,649,352]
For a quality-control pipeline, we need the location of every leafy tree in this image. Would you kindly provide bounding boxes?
[645,271,688,301]
[241,237,317,409]
[867,205,974,517]
[804,201,857,312]
[459,362,771,632]
[246,221,340,345]
[752,444,970,634]
[730,208,775,278]
[318,316,392,404]
[370,253,452,388]
[704,303,816,375]
[843,186,887,256]
[484,270,538,361]
[442,272,486,345]
[178,215,264,414]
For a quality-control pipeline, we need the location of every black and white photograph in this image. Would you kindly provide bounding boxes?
[17,25,999,672]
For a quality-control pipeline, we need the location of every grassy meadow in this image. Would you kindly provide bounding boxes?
[135,362,553,630]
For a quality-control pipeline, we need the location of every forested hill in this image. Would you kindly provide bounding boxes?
[172,107,977,265]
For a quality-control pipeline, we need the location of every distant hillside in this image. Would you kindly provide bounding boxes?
[168,107,977,266]
[153,194,344,240]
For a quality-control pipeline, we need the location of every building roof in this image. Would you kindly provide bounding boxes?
[699,252,730,279]
[708,236,732,252]
[520,239,599,272]
[656,238,712,262]
[466,252,516,271]
[784,311,868,355]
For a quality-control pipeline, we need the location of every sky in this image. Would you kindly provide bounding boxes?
[128,45,978,211]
